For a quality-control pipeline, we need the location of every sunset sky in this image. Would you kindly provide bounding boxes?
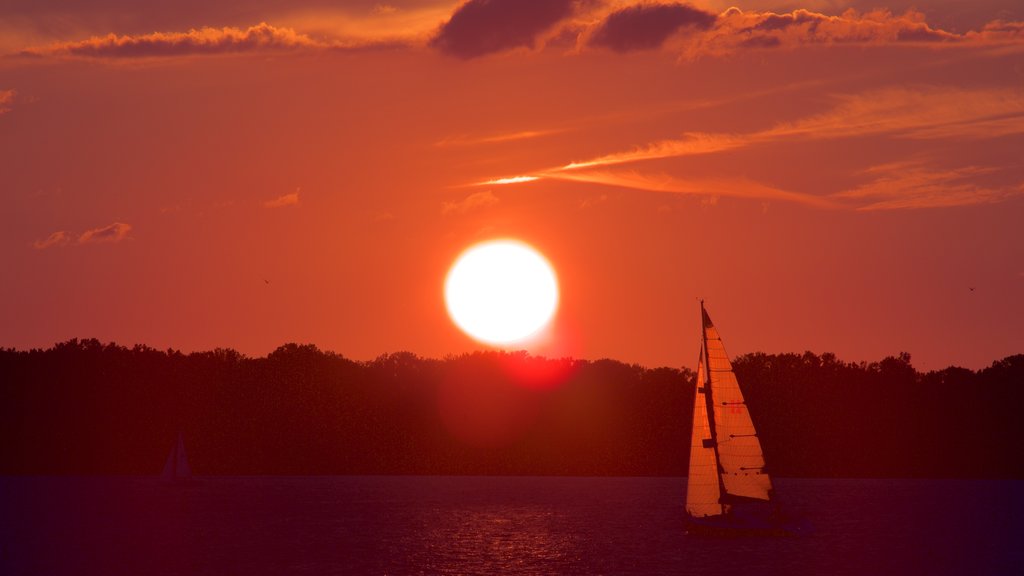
[2,0,1022,371]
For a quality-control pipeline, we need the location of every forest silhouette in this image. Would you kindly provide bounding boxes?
[2,339,1021,478]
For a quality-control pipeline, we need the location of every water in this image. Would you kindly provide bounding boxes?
[2,477,1022,575]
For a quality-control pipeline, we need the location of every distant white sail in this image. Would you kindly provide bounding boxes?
[161,432,192,481]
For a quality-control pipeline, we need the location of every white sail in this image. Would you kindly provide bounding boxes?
[686,351,724,517]
[161,432,191,481]
[703,307,773,502]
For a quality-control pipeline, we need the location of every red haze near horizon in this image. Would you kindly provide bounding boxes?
[1,0,1022,371]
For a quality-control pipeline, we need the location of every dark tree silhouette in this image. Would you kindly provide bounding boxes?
[0,340,1020,477]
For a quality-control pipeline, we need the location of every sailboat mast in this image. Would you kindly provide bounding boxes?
[700,300,730,506]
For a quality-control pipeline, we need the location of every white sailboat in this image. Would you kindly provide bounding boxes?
[161,432,192,483]
[686,301,797,535]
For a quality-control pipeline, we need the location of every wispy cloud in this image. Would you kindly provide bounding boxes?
[478,86,1024,211]
[33,230,71,250]
[265,189,300,208]
[544,169,837,208]
[675,8,963,60]
[538,86,1024,172]
[579,194,608,209]
[435,128,562,147]
[21,23,324,58]
[0,89,14,114]
[477,176,540,186]
[832,161,1021,210]
[442,190,499,215]
[78,222,132,244]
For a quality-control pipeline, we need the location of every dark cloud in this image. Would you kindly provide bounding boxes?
[430,0,576,58]
[588,3,717,52]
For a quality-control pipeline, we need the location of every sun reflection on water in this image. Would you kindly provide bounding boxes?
[402,505,580,574]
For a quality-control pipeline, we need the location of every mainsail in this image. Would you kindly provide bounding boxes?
[685,351,723,517]
[686,302,773,519]
[161,432,192,481]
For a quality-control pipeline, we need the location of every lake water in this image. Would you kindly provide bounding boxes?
[2,477,1022,575]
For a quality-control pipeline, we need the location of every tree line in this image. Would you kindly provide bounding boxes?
[1,339,1021,477]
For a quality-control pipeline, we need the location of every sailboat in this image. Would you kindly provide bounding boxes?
[686,301,798,536]
[161,432,192,483]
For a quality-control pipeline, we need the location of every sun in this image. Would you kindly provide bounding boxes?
[445,239,559,345]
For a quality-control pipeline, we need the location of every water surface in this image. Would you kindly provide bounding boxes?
[2,477,1021,575]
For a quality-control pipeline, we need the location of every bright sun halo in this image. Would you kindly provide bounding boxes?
[445,239,559,345]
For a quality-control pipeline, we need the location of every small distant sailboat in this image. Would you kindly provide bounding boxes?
[686,301,799,536]
[161,432,192,483]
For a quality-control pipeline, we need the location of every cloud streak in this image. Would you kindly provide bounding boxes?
[676,8,962,60]
[435,128,563,147]
[35,223,134,249]
[0,89,13,114]
[442,190,500,215]
[78,222,132,244]
[265,189,301,208]
[542,169,838,208]
[556,86,1024,171]
[33,230,71,250]
[478,86,1024,211]
[831,161,1022,210]
[22,23,324,58]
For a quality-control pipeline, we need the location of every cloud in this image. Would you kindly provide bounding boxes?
[588,3,717,52]
[678,8,965,59]
[78,222,132,244]
[265,189,300,208]
[479,86,1024,211]
[442,190,500,215]
[23,23,323,58]
[831,161,1021,210]
[435,128,562,147]
[33,230,71,250]
[14,4,1022,61]
[430,0,577,58]
[579,194,608,209]
[477,175,540,185]
[967,19,1024,41]
[545,169,837,208]
[0,89,13,114]
[548,86,1024,172]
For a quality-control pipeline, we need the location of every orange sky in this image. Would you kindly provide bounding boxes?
[1,1,1022,370]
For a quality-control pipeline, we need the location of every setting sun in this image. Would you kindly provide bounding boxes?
[445,240,559,345]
